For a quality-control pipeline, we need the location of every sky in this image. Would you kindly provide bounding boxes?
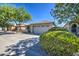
[10,3,55,24]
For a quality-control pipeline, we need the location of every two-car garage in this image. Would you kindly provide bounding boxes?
[33,26,50,34]
[28,22,54,34]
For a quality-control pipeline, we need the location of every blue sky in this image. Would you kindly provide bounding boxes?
[10,3,55,24]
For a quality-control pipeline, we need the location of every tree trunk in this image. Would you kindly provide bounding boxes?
[2,27,6,32]
[13,20,18,32]
[2,27,4,31]
[7,27,9,31]
[18,23,21,32]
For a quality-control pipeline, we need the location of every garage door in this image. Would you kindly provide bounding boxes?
[33,26,49,34]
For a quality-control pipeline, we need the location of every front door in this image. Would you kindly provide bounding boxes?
[71,24,77,35]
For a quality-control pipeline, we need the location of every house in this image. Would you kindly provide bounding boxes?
[11,24,26,32]
[64,19,79,35]
[26,21,55,34]
[0,21,55,34]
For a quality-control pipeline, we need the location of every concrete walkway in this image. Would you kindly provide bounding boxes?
[0,32,38,54]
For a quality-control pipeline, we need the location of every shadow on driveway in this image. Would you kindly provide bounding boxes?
[0,38,47,56]
[0,31,16,35]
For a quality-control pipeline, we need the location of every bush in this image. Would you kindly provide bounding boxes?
[48,27,68,32]
[40,31,79,56]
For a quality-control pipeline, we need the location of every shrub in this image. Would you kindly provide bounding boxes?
[48,27,68,32]
[40,31,79,56]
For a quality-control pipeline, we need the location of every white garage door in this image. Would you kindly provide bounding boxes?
[33,26,49,34]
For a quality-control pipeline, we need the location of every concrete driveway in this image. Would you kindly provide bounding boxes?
[0,32,39,55]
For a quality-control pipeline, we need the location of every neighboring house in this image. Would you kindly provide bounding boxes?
[11,24,26,32]
[64,19,79,35]
[15,24,26,32]
[26,21,55,34]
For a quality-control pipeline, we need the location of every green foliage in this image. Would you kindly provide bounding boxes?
[0,4,31,31]
[40,31,79,56]
[51,3,79,24]
[48,27,68,32]
[15,7,31,23]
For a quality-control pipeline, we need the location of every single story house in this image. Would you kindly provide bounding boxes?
[64,19,79,35]
[0,21,55,34]
[26,21,55,34]
[11,21,55,34]
[10,19,79,35]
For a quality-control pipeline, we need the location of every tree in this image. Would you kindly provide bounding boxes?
[15,7,31,31]
[0,4,31,32]
[50,3,79,25]
[7,6,32,31]
[0,4,16,31]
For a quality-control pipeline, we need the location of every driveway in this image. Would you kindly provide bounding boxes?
[0,32,47,56]
[0,32,38,54]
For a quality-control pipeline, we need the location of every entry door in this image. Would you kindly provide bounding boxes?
[71,24,77,34]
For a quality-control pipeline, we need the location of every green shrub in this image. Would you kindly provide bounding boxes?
[48,27,68,32]
[40,31,79,56]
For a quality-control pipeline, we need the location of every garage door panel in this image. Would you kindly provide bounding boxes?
[33,27,49,34]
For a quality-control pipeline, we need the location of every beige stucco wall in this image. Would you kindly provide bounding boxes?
[64,23,70,31]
